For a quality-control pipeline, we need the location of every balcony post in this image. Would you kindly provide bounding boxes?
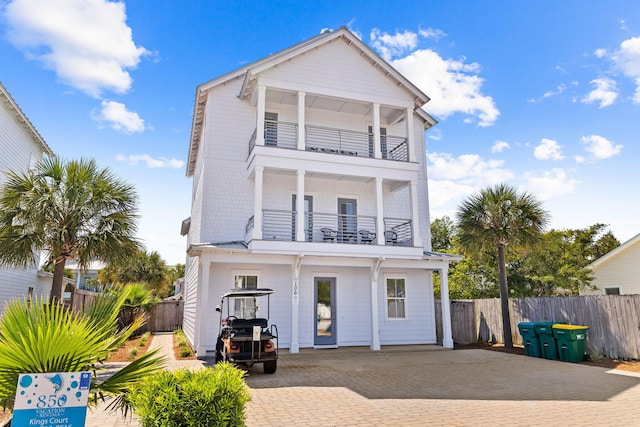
[252,166,264,240]
[297,91,306,151]
[295,170,306,242]
[406,108,415,162]
[410,181,422,247]
[256,86,266,146]
[375,178,385,245]
[373,103,381,159]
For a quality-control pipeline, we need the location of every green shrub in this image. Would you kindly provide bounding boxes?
[139,332,151,347]
[127,346,139,360]
[174,329,194,358]
[130,364,250,427]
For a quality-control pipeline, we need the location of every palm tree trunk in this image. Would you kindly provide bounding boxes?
[497,244,513,348]
[50,258,66,305]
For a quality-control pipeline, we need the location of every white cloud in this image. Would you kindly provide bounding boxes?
[92,100,146,134]
[419,27,446,41]
[427,152,513,183]
[370,28,418,61]
[523,168,579,200]
[392,49,500,126]
[612,37,640,103]
[580,135,623,159]
[116,154,184,169]
[534,138,564,161]
[491,140,510,153]
[594,48,607,58]
[4,0,148,97]
[581,78,619,108]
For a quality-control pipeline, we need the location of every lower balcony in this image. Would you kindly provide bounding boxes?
[245,210,413,246]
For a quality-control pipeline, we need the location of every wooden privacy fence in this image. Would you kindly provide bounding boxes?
[436,295,640,360]
[70,288,183,332]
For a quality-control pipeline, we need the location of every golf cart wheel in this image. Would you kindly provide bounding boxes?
[215,338,223,363]
[263,360,277,374]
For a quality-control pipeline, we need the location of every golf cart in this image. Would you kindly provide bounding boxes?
[215,288,278,374]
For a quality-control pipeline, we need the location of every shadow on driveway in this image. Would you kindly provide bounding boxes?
[242,346,640,402]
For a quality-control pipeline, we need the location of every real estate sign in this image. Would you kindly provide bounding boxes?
[12,371,91,427]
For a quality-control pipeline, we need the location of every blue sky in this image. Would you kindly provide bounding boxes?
[1,1,639,264]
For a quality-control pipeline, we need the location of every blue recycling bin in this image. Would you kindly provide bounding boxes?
[517,322,541,358]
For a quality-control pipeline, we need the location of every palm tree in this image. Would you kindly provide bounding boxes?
[0,157,141,304]
[456,183,549,347]
[0,286,165,412]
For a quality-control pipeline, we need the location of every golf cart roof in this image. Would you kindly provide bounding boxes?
[220,288,274,298]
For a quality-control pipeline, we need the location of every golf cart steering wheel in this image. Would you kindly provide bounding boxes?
[226,315,238,324]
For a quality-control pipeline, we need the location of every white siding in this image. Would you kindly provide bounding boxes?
[587,241,640,295]
[0,88,49,310]
[260,40,414,106]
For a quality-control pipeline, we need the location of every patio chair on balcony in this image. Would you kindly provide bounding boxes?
[358,230,376,244]
[321,227,337,242]
[384,230,398,245]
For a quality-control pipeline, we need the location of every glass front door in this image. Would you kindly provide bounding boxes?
[314,277,336,346]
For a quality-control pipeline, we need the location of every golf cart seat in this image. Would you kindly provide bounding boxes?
[228,318,268,329]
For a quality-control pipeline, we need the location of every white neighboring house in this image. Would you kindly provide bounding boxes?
[182,28,461,358]
[582,233,640,295]
[65,260,106,292]
[0,82,54,310]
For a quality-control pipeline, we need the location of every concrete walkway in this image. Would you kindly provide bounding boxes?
[89,336,640,426]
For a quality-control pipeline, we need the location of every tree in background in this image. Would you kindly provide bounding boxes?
[0,157,140,304]
[456,183,550,348]
[100,250,172,298]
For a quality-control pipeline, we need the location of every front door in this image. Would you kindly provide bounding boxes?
[314,277,336,346]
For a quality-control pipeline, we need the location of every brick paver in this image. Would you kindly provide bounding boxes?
[87,337,640,426]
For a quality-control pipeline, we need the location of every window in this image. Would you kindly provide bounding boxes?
[234,274,258,318]
[386,278,406,319]
[605,287,620,295]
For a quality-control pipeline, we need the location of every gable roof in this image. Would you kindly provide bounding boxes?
[186,27,436,177]
[588,232,640,269]
[0,82,53,156]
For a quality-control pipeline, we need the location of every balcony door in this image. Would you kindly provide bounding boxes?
[265,112,278,146]
[368,126,387,158]
[292,195,313,241]
[338,198,357,243]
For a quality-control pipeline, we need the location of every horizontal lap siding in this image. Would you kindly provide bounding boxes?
[0,96,47,309]
[378,269,436,345]
[591,242,640,295]
[182,258,199,347]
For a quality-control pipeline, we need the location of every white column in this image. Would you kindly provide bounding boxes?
[375,178,385,245]
[373,103,381,159]
[440,265,454,348]
[252,166,264,240]
[370,258,383,351]
[297,91,306,151]
[406,108,415,162]
[410,181,422,247]
[256,86,266,146]
[295,170,305,242]
[195,254,212,358]
[290,255,303,353]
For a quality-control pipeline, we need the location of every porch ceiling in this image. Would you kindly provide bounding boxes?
[265,88,402,122]
[262,167,408,188]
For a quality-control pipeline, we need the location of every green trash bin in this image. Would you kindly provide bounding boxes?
[534,321,558,360]
[553,324,589,363]
[518,322,541,358]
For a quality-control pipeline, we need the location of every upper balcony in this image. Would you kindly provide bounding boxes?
[249,120,409,162]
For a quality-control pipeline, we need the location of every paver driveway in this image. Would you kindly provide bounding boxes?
[85,336,640,426]
[243,345,640,427]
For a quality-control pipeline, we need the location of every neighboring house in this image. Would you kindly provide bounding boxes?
[182,27,461,358]
[582,233,640,295]
[65,260,106,292]
[0,82,54,310]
